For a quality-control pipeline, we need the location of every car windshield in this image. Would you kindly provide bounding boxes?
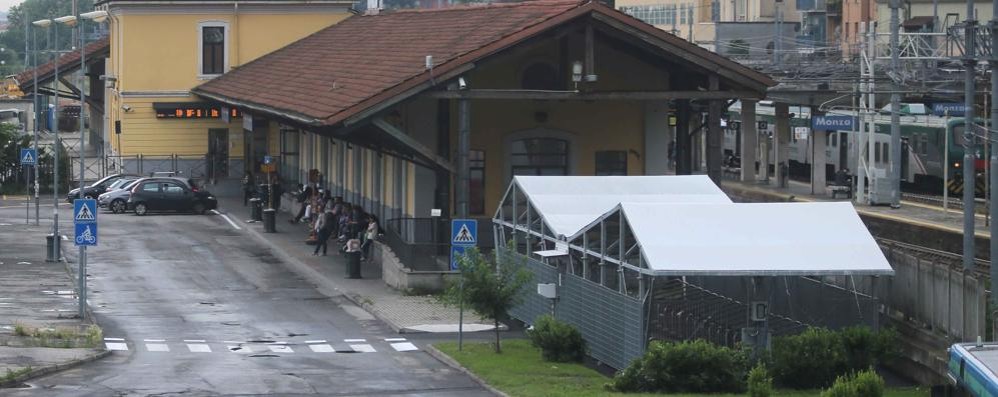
[120,180,139,190]
[108,179,132,190]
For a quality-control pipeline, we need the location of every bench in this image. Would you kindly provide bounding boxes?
[827,185,852,199]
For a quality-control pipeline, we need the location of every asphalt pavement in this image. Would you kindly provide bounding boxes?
[0,199,494,396]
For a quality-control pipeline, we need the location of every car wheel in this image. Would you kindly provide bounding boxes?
[111,199,125,214]
[192,202,206,215]
[134,203,148,216]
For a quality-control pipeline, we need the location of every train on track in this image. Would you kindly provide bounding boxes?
[724,101,985,194]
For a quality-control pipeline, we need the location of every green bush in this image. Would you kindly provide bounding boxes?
[820,369,885,397]
[606,339,745,394]
[772,326,897,389]
[527,315,587,363]
[747,363,773,397]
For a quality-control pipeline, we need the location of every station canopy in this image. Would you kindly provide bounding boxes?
[494,175,893,277]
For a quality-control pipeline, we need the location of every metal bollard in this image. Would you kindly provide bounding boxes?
[346,251,362,279]
[46,234,60,262]
[263,209,276,233]
[250,198,263,222]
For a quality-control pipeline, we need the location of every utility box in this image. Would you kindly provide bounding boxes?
[537,283,557,299]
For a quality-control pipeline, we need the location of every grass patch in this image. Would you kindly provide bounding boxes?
[434,340,929,397]
[8,322,102,349]
[1,366,32,384]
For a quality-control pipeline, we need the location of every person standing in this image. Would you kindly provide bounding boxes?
[313,208,336,256]
[242,172,255,206]
[271,179,283,210]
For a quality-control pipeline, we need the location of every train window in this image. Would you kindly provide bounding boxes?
[832,133,838,147]
[875,142,881,162]
[826,133,832,147]
[952,125,967,147]
[883,143,889,163]
[920,134,929,155]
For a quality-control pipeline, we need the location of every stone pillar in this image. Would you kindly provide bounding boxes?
[811,107,828,194]
[676,100,692,175]
[774,102,791,187]
[644,101,671,175]
[741,100,758,182]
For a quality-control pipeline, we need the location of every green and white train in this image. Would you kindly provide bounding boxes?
[726,101,984,193]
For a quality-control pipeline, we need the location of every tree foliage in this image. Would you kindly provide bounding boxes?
[442,246,532,353]
[2,0,96,72]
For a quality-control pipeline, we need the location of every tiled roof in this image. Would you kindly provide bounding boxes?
[193,0,776,127]
[16,37,110,92]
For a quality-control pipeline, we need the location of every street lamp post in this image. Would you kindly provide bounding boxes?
[56,13,83,319]
[31,22,39,225]
[32,18,58,262]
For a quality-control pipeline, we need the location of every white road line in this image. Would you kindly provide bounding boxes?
[145,343,170,352]
[212,210,242,230]
[344,339,366,343]
[349,344,376,353]
[105,342,128,351]
[103,337,125,341]
[309,344,335,353]
[385,338,407,342]
[391,342,419,352]
[143,339,165,342]
[266,341,288,345]
[268,345,294,353]
[304,340,326,344]
[183,339,206,343]
[222,340,246,344]
[187,344,212,353]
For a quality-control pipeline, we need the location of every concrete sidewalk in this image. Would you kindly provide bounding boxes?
[0,216,107,387]
[214,195,499,334]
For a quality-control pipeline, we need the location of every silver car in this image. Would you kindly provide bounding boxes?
[98,178,141,213]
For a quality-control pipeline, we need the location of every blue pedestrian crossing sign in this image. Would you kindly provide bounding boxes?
[20,148,36,166]
[74,199,97,224]
[450,245,469,271]
[451,219,477,245]
[75,223,97,246]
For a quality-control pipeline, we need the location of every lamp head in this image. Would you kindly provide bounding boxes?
[54,16,78,27]
[81,11,109,23]
[32,19,52,28]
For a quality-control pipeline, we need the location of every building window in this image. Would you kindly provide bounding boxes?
[280,128,300,185]
[470,150,485,214]
[595,151,627,176]
[199,23,227,76]
[511,138,569,176]
[680,4,687,24]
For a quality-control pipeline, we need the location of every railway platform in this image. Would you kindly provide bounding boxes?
[720,178,993,261]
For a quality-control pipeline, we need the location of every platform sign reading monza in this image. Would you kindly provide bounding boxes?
[73,199,98,246]
[812,115,856,131]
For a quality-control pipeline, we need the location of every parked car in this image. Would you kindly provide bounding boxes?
[98,178,142,213]
[66,174,139,202]
[127,178,217,215]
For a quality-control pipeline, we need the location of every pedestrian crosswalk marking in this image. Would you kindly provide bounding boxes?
[309,344,335,353]
[75,204,95,221]
[385,338,407,342]
[344,338,366,343]
[454,224,475,243]
[146,343,170,352]
[350,344,376,353]
[105,342,128,351]
[304,340,326,344]
[187,344,211,353]
[391,342,419,352]
[268,345,294,353]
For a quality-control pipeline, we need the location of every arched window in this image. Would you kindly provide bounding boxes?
[510,138,569,176]
[520,62,560,90]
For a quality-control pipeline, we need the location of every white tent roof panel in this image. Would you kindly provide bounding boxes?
[513,175,731,238]
[620,202,894,276]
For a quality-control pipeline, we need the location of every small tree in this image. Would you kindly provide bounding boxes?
[442,246,532,353]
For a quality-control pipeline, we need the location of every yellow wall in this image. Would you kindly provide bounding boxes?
[107,4,349,157]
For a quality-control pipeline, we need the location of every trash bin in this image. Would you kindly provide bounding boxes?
[46,233,60,262]
[250,198,263,222]
[263,208,276,233]
[345,250,362,279]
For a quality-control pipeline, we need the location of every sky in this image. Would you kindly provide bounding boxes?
[0,0,18,15]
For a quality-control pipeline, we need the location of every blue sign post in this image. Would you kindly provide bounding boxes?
[812,115,856,131]
[20,148,36,166]
[933,103,967,116]
[73,199,98,246]
[450,219,477,270]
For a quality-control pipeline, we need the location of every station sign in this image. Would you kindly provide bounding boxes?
[932,103,967,117]
[812,115,855,131]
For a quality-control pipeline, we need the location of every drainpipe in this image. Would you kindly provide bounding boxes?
[232,2,239,69]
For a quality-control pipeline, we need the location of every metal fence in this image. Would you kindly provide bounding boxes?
[106,154,210,180]
[509,253,646,370]
[384,217,495,271]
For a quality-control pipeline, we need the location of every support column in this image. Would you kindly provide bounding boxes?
[676,100,692,175]
[706,75,723,185]
[760,122,770,182]
[741,100,758,182]
[813,129,828,194]
[774,103,791,187]
[644,101,671,175]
